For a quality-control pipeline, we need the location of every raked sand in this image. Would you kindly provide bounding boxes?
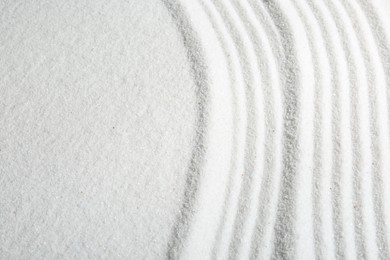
[1,0,390,259]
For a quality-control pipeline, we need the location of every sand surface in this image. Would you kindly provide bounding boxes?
[1,0,390,259]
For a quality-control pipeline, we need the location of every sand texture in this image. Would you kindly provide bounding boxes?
[1,0,390,259]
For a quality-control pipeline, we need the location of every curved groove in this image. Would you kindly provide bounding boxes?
[258,1,301,259]
[161,1,209,259]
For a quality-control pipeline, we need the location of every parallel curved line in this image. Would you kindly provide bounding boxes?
[192,1,244,259]
[340,0,390,258]
[305,1,350,258]
[160,0,390,259]
[356,0,390,131]
[225,1,280,258]
[196,1,258,259]
[324,0,370,258]
[243,1,286,259]
[233,1,284,259]
[354,1,390,257]
[205,1,260,259]
[215,2,267,259]
[288,0,327,258]
[330,1,381,258]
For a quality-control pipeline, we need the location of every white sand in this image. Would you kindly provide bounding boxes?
[1,0,390,259]
[0,0,197,258]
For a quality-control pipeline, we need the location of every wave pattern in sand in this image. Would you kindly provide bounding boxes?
[163,0,390,259]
